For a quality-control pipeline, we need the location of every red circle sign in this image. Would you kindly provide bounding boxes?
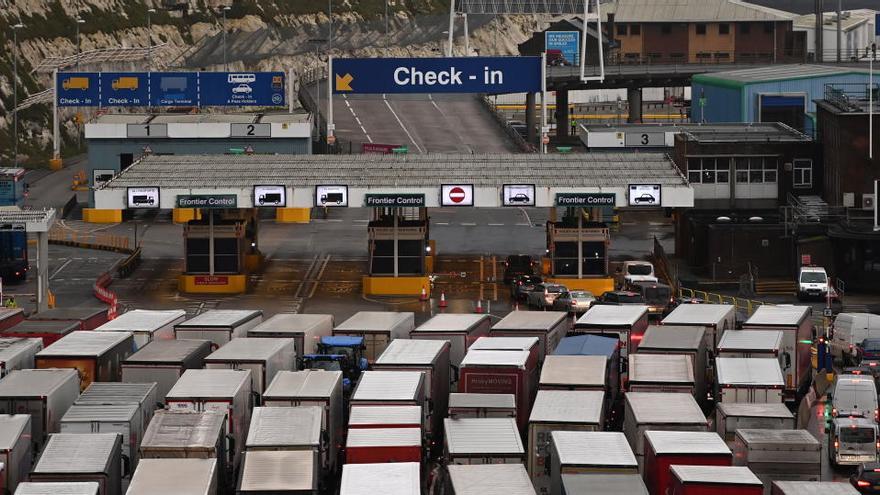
[448,186,466,203]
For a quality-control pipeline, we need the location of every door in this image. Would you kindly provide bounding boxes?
[120,153,134,170]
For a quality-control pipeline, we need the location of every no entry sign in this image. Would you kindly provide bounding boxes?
[441,184,474,207]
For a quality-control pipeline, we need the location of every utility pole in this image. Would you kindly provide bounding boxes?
[836,0,842,63]
[328,0,333,52]
[221,5,231,71]
[815,0,824,62]
[12,22,24,167]
[385,0,389,35]
[75,17,85,68]
[147,8,156,71]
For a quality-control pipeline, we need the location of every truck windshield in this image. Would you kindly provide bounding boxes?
[841,427,876,444]
[627,265,652,275]
[641,286,671,304]
[800,272,827,283]
[323,346,354,359]
[308,361,342,372]
[618,293,646,304]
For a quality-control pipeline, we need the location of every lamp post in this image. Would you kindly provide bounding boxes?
[309,39,329,139]
[12,22,24,167]
[328,0,333,52]
[147,8,156,71]
[221,5,231,71]
[75,17,85,68]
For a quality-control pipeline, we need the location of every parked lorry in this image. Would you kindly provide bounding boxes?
[245,406,324,481]
[205,337,296,396]
[0,369,79,448]
[742,305,814,403]
[0,310,24,332]
[121,339,212,402]
[460,349,537,430]
[35,331,134,391]
[246,313,333,363]
[26,306,110,330]
[733,429,821,488]
[350,371,426,429]
[573,305,649,360]
[349,405,422,431]
[173,310,263,351]
[771,481,861,495]
[561,474,648,495]
[410,314,490,372]
[237,450,317,495]
[715,403,795,442]
[0,415,31,495]
[643,431,732,495]
[75,382,159,434]
[345,427,422,465]
[669,465,763,495]
[469,336,540,365]
[447,464,535,495]
[94,309,185,350]
[30,433,122,495]
[60,404,142,476]
[15,482,100,495]
[715,357,785,404]
[339,462,420,495]
[127,458,217,495]
[550,431,638,495]
[447,393,517,419]
[445,417,524,465]
[553,335,620,404]
[539,355,608,391]
[623,392,708,465]
[662,304,736,350]
[628,353,695,395]
[828,417,879,467]
[0,338,42,377]
[637,326,708,405]
[1,320,79,347]
[301,336,368,393]
[490,311,569,362]
[717,330,784,363]
[333,311,414,362]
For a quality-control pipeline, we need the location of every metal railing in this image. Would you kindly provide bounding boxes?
[478,95,535,152]
[678,287,770,317]
[824,83,880,113]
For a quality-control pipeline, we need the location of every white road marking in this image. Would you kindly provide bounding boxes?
[460,222,477,226]
[487,223,504,226]
[383,95,424,153]
[435,222,450,226]
[515,223,530,226]
[427,94,473,154]
[49,259,74,280]
[355,117,362,125]
[518,207,533,226]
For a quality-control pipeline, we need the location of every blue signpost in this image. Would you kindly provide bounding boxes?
[150,72,199,106]
[201,72,285,106]
[56,72,100,107]
[545,31,580,66]
[331,56,542,94]
[100,73,149,106]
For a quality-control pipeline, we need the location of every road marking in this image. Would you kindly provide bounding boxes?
[355,117,362,125]
[435,222,450,226]
[515,223,530,226]
[518,207,532,226]
[428,94,473,154]
[49,259,74,280]
[383,95,424,153]
[487,223,504,226]
[460,222,477,226]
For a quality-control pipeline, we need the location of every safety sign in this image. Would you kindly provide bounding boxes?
[441,184,474,207]
[316,185,349,207]
[127,187,160,209]
[502,184,536,207]
[254,185,287,207]
[628,184,662,207]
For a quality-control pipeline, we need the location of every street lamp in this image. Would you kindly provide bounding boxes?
[75,17,85,68]
[327,0,333,52]
[221,5,231,71]
[147,8,156,71]
[12,22,24,167]
[309,38,329,138]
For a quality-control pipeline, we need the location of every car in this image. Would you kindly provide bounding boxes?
[232,83,253,94]
[503,255,535,284]
[527,283,567,309]
[860,339,880,363]
[851,462,880,493]
[797,266,829,300]
[633,193,655,204]
[595,290,647,306]
[511,274,542,301]
[508,193,531,204]
[552,290,595,314]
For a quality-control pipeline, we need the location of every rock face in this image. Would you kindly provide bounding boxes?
[0,1,541,164]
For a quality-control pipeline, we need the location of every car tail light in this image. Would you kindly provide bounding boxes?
[571,300,578,306]
[875,409,878,422]
[858,480,871,487]
[832,407,838,417]
[834,439,839,450]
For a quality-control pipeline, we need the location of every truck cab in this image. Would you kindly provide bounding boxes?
[302,336,368,393]
[627,281,673,318]
[622,261,658,287]
[797,266,828,301]
[830,417,879,466]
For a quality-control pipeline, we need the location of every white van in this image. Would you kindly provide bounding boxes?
[797,266,828,301]
[622,261,658,286]
[830,374,879,421]
[830,313,880,363]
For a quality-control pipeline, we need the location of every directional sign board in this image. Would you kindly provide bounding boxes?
[150,72,199,106]
[364,194,426,207]
[332,57,541,94]
[201,72,286,106]
[57,73,100,107]
[100,73,149,106]
[556,192,616,209]
[316,185,349,207]
[502,184,536,207]
[127,187,160,209]
[441,184,474,207]
[254,185,286,207]
[628,184,661,207]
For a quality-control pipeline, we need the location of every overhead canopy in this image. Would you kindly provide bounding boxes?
[455,0,587,14]
[0,207,57,232]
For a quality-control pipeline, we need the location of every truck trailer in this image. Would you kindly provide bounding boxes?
[447,393,516,419]
[561,474,648,495]
[550,431,638,495]
[623,392,708,465]
[0,338,42,377]
[459,349,537,430]
[733,429,821,488]
[245,406,324,475]
[35,331,133,391]
[246,313,333,363]
[662,304,736,349]
[552,335,620,403]
[490,311,569,363]
[345,428,422,465]
[15,482,100,495]
[447,464,536,495]
[94,309,185,350]
[643,431,732,495]
[444,417,524,465]
[26,306,110,330]
[410,314,490,371]
[121,339,212,402]
[539,355,608,391]
[333,311,414,362]
[716,357,785,404]
[627,353,695,395]
[0,369,79,448]
[717,330,783,360]
[30,433,122,495]
[0,415,31,495]
[237,450,317,495]
[340,462,420,495]
[74,382,159,433]
[1,320,78,347]
[573,305,649,360]
[715,403,795,442]
[637,325,708,404]
[742,306,813,403]
[669,465,763,495]
[204,337,296,396]
[127,458,217,495]
[60,404,142,477]
[174,310,264,350]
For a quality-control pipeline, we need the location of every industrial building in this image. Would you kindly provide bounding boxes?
[793,10,877,61]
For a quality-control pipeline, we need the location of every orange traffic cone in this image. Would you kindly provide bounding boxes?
[439,292,448,308]
[420,287,428,302]
[475,299,484,314]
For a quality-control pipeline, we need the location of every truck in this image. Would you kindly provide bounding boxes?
[301,336,368,393]
[1,320,79,347]
[0,415,31,495]
[30,433,122,495]
[771,481,862,495]
[339,462,420,495]
[715,403,795,442]
[372,339,450,444]
[35,331,133,391]
[539,355,608,391]
[345,427,422,465]
[173,310,264,351]
[74,382,159,434]
[445,417,525,465]
[469,336,540,366]
[715,357,785,404]
[562,474,649,495]
[553,335,621,405]
[528,390,606,495]
[0,310,24,332]
[733,429,821,488]
[717,330,784,361]
[459,349,537,431]
[573,305,650,361]
[622,392,708,465]
[245,406,324,478]
[643,431,732,495]
[0,369,79,448]
[60,404,142,478]
[662,304,736,350]
[0,338,42,377]
[628,353,695,395]
[447,393,517,419]
[447,464,536,495]
[15,482,100,495]
[669,465,763,495]
[237,451,317,495]
[349,405,422,430]
[550,431,638,495]
[247,313,334,363]
[121,339,212,402]
[742,305,814,403]
[127,458,217,495]
[94,309,185,350]
[637,325,708,406]
[490,311,569,363]
[332,311,414,362]
[26,306,111,330]
[350,371,426,429]
[204,337,296,397]
[410,313,491,372]
[828,417,879,467]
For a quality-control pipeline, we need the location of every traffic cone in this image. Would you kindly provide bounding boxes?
[439,292,448,308]
[475,299,484,314]
[420,287,428,302]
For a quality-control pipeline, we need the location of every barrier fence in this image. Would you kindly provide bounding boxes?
[677,287,770,317]
[48,227,132,253]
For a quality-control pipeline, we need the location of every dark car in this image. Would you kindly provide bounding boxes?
[503,255,535,284]
[628,282,673,318]
[859,339,880,363]
[511,274,542,301]
[596,290,646,306]
[852,462,880,493]
[845,363,880,388]
[633,193,656,204]
[508,193,531,204]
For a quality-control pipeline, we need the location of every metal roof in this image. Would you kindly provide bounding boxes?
[716,402,794,419]
[448,393,516,410]
[238,450,315,492]
[601,0,795,22]
[27,307,106,321]
[445,418,524,455]
[447,464,537,495]
[528,390,605,424]
[140,411,225,450]
[246,406,322,448]
[123,339,210,364]
[734,429,821,449]
[205,337,294,362]
[539,355,607,387]
[61,404,138,424]
[0,338,41,362]
[663,304,734,326]
[248,313,333,336]
[638,326,706,351]
[461,349,531,368]
[346,428,422,447]
[5,321,76,337]
[349,406,423,427]
[0,369,78,398]
[625,392,706,424]
[0,207,56,232]
[492,311,567,331]
[263,370,341,399]
[552,431,637,467]
[576,305,649,327]
[94,309,185,333]
[414,314,489,333]
[376,339,447,365]
[671,465,763,486]
[744,305,811,327]
[562,474,648,495]
[794,12,871,31]
[470,336,538,351]
[717,330,783,351]
[351,371,424,401]
[335,312,414,332]
[126,458,217,495]
[629,354,695,385]
[33,433,119,474]
[15,483,100,495]
[771,481,861,495]
[340,462,420,495]
[680,122,811,143]
[175,310,262,328]
[166,369,250,399]
[694,64,865,85]
[0,415,30,451]
[76,382,157,406]
[644,431,731,455]
[553,334,619,356]
[36,330,130,357]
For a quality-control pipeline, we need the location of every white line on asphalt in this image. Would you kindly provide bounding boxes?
[487,223,504,226]
[359,125,368,135]
[518,207,533,226]
[515,223,530,226]
[435,222,450,225]
[355,117,362,125]
[49,259,74,280]
[365,134,373,143]
[383,95,424,153]
[460,222,477,226]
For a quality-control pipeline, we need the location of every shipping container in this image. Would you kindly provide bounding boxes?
[716,358,785,404]
[637,326,708,404]
[410,314,490,371]
[340,462,419,495]
[561,474,648,495]
[444,418,524,465]
[770,481,860,495]
[262,370,343,474]
[345,427,422,465]
[0,415,31,495]
[174,310,264,351]
[662,304,736,349]
[127,458,217,495]
[717,330,783,359]
[0,310,24,332]
[121,339,212,402]
[528,390,606,495]
[246,313,333,362]
[373,339,449,441]
[30,433,122,495]
[237,450,316,495]
[539,355,607,391]
[643,431,732,495]
[459,349,537,430]
[165,369,253,471]
[349,405,422,430]
[60,404,141,476]
[669,465,763,495]
[15,482,99,495]
[0,369,79,447]
[490,311,569,363]
[742,306,813,402]
[553,335,620,403]
[447,393,516,419]
[0,338,42,377]
[2,320,79,347]
[94,309,185,350]
[623,392,708,463]
[715,403,795,442]
[75,382,159,433]
[350,371,426,426]
[573,305,649,359]
[245,406,324,475]
[733,429,821,488]
[27,307,110,330]
[628,354,695,395]
[35,331,133,391]
[447,464,536,495]
[332,311,414,362]
[204,338,296,396]
[549,431,638,495]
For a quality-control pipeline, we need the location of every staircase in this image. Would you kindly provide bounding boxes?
[754,279,797,296]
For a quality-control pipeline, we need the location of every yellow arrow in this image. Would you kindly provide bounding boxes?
[335,73,354,92]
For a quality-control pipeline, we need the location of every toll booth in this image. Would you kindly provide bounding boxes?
[364,206,432,296]
[544,207,614,295]
[181,209,259,294]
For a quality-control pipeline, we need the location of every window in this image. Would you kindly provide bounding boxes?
[687,157,730,184]
[719,23,730,35]
[793,159,813,188]
[740,23,751,34]
[630,24,641,35]
[617,24,628,36]
[661,24,672,35]
[733,157,778,184]
[696,24,707,35]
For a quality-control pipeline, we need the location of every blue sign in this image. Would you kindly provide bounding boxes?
[201,72,285,106]
[545,31,580,66]
[150,72,199,106]
[57,72,100,107]
[100,72,149,106]
[331,57,541,94]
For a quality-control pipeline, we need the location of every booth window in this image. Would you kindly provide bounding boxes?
[793,159,813,188]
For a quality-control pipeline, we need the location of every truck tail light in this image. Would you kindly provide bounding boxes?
[858,480,871,487]
[832,408,838,417]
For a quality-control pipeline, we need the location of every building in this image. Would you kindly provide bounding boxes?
[602,0,804,64]
[691,64,871,136]
[794,10,877,60]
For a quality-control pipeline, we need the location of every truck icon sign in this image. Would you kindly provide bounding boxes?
[62,77,90,91]
[132,195,154,206]
[321,193,344,205]
[112,77,139,91]
[160,77,188,93]
[258,193,282,205]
